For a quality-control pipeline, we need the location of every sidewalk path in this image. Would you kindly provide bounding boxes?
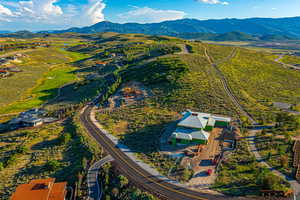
[87,155,114,200]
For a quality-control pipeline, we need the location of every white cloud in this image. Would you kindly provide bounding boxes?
[85,0,106,24]
[0,4,13,16]
[18,0,63,20]
[118,7,186,23]
[0,0,106,30]
[198,0,229,5]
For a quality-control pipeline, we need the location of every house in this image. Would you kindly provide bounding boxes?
[11,178,67,200]
[0,69,9,77]
[8,108,46,128]
[95,61,108,67]
[21,117,43,127]
[170,110,231,145]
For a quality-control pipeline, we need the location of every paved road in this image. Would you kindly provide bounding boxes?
[80,106,248,200]
[87,155,114,200]
[274,54,300,70]
[247,130,300,198]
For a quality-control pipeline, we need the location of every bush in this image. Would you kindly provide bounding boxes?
[16,145,29,154]
[45,160,61,171]
[59,133,72,144]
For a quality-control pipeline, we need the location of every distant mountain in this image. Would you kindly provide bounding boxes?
[48,17,300,38]
[0,31,43,38]
[0,31,10,34]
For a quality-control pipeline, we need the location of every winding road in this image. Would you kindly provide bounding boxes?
[80,105,249,200]
[274,54,300,70]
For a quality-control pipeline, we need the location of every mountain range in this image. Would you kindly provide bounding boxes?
[1,16,300,41]
[48,16,300,38]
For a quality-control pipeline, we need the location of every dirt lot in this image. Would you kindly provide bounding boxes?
[160,125,229,188]
[107,81,152,109]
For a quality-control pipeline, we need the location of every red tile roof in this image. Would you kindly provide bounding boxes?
[11,178,67,200]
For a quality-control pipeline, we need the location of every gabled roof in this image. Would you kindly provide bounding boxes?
[178,111,208,129]
[179,110,231,128]
[172,127,210,141]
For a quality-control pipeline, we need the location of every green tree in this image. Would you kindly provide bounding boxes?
[16,145,28,154]
[59,133,72,145]
[118,175,129,188]
[45,160,60,171]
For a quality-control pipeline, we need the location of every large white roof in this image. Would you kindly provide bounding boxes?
[172,127,210,141]
[179,110,231,128]
[178,111,208,129]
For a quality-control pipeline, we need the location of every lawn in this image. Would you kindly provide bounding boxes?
[0,47,89,114]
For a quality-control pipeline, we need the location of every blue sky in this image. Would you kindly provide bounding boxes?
[0,0,299,31]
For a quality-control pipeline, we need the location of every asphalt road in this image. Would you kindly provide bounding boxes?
[80,106,237,200]
[87,155,114,200]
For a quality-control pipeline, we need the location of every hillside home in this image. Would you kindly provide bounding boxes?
[11,178,67,200]
[171,110,231,145]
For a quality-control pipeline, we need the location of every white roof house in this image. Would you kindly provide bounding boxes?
[178,111,209,129]
[179,110,231,126]
[171,110,231,144]
[172,127,210,141]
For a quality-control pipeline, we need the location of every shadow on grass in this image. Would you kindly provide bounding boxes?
[31,138,60,150]
[119,123,166,155]
[38,78,104,106]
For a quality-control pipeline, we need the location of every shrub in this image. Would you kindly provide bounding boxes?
[59,133,72,145]
[16,145,29,154]
[45,160,61,171]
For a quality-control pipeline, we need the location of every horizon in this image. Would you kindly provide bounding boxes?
[3,15,300,33]
[0,0,299,31]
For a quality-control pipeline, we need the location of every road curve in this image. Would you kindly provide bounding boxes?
[87,155,114,200]
[274,54,300,71]
[80,105,235,200]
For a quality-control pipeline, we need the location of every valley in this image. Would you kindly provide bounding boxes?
[0,32,299,200]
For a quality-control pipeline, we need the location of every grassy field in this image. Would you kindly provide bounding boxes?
[0,47,89,115]
[280,55,300,65]
[96,53,238,181]
[215,48,300,121]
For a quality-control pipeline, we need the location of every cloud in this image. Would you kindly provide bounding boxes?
[118,7,186,23]
[85,0,106,24]
[0,4,13,16]
[0,0,106,30]
[18,0,63,20]
[197,0,229,5]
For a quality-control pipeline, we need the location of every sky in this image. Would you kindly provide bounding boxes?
[0,0,299,31]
